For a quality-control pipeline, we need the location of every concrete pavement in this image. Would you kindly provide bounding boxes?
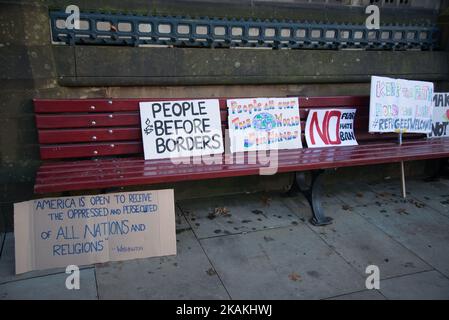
[1,177,449,300]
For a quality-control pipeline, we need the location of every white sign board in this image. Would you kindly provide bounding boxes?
[429,93,449,138]
[140,99,224,160]
[369,76,434,134]
[14,189,176,274]
[305,109,358,148]
[227,97,302,153]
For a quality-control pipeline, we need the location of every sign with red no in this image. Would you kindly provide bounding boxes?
[305,109,358,148]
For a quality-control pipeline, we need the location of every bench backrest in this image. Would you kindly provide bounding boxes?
[34,96,423,161]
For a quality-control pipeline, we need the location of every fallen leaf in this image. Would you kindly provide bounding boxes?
[206,268,217,276]
[395,208,409,215]
[208,206,231,219]
[289,272,301,282]
[261,195,272,207]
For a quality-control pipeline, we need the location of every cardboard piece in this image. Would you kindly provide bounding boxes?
[429,93,449,138]
[140,99,224,160]
[369,76,434,134]
[227,97,302,153]
[305,109,358,148]
[14,189,176,274]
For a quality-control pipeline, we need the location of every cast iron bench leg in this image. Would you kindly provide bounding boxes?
[296,170,333,226]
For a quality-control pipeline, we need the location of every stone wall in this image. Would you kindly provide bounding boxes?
[0,0,448,231]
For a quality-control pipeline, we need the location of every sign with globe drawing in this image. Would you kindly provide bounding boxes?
[227,97,302,153]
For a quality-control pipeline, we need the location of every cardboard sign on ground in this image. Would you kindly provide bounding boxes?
[227,97,302,153]
[429,93,449,138]
[139,99,224,160]
[369,76,434,134]
[14,189,176,274]
[305,109,358,148]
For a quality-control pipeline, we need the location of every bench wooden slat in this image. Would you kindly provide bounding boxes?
[39,130,423,159]
[38,118,375,144]
[298,96,370,108]
[35,140,447,182]
[34,97,368,114]
[38,127,142,144]
[40,142,143,159]
[37,140,439,177]
[35,113,140,129]
[34,139,449,193]
[34,99,140,113]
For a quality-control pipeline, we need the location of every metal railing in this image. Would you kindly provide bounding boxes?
[50,11,440,50]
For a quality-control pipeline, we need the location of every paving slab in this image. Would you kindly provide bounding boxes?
[284,195,432,279]
[328,290,386,300]
[175,204,190,231]
[178,192,308,239]
[379,270,449,300]
[331,180,404,208]
[405,180,449,218]
[347,188,449,277]
[0,268,97,300]
[0,233,91,284]
[95,229,229,300]
[200,224,365,299]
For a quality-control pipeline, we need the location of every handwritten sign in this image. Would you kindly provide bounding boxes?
[139,99,224,160]
[429,93,449,138]
[305,109,358,148]
[369,76,434,134]
[227,97,302,153]
[14,189,176,274]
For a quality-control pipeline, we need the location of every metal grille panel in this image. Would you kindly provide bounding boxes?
[50,11,439,50]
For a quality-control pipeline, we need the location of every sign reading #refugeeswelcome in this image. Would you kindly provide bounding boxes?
[369,76,434,134]
[227,97,302,153]
[139,99,224,160]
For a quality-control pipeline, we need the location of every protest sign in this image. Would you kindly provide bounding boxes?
[369,76,434,134]
[429,93,449,138]
[227,97,302,153]
[14,189,176,274]
[305,109,358,148]
[139,99,224,160]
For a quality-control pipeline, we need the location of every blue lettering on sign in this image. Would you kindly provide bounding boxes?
[56,225,79,240]
[40,192,162,259]
[131,224,146,232]
[53,240,104,256]
[83,220,130,238]
[122,204,158,214]
[35,198,77,210]
[128,193,152,203]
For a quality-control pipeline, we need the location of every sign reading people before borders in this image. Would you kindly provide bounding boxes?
[139,99,224,160]
[429,93,449,138]
[305,109,358,148]
[14,189,176,274]
[369,76,434,134]
[227,97,302,153]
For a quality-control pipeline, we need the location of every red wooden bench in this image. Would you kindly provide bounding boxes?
[33,96,449,226]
